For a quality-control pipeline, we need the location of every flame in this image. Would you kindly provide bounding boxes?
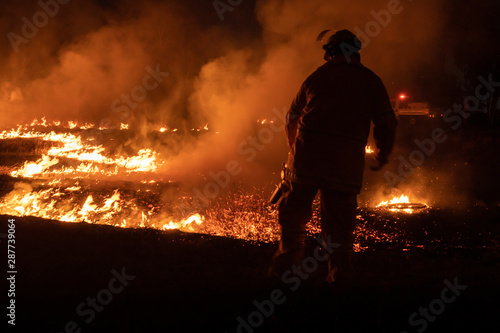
[80,123,95,130]
[80,195,97,218]
[376,195,428,214]
[103,190,120,210]
[162,214,204,232]
[365,145,374,154]
[30,117,48,127]
[377,195,410,207]
[11,155,59,178]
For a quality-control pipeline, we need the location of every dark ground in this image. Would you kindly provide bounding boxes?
[2,214,500,333]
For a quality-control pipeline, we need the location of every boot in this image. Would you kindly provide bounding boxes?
[268,229,306,280]
[325,249,354,284]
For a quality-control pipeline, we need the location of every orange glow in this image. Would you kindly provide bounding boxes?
[399,94,407,100]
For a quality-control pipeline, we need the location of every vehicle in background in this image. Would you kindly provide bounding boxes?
[390,94,439,148]
[391,94,435,118]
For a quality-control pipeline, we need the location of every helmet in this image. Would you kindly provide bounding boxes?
[317,29,361,60]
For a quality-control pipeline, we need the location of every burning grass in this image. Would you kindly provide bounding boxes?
[376,194,429,214]
[1,117,491,253]
[0,118,205,231]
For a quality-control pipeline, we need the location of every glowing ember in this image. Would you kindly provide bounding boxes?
[258,119,275,125]
[365,145,375,154]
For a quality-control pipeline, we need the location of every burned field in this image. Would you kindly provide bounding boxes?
[1,118,500,332]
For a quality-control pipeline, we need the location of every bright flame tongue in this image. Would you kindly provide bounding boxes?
[378,195,410,206]
[12,155,60,178]
[162,214,204,232]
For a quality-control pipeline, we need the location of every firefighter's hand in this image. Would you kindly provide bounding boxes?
[369,155,387,171]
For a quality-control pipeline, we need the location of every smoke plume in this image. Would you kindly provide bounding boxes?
[0,0,472,190]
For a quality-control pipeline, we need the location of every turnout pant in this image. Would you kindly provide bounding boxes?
[272,181,357,281]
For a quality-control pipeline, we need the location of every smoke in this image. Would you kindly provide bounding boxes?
[183,0,448,186]
[0,0,454,189]
[1,1,236,125]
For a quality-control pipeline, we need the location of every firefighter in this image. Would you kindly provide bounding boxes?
[269,29,398,283]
